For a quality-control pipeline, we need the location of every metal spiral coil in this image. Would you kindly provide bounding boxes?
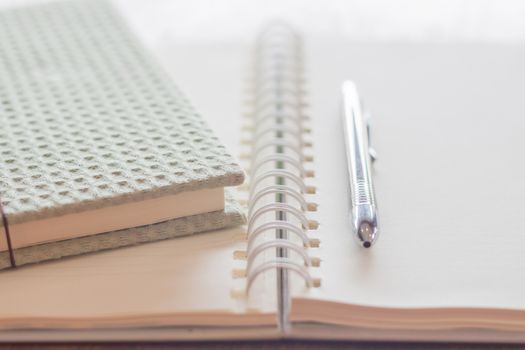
[242,23,319,300]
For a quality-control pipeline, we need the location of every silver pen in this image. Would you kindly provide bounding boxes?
[341,81,379,248]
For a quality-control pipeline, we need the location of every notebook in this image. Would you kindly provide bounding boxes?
[0,0,245,270]
[1,2,525,343]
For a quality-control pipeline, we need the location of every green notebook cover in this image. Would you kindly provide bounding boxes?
[0,0,245,269]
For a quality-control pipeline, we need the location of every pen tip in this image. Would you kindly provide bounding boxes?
[357,222,377,248]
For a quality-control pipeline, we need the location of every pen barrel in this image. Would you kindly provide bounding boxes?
[342,81,379,246]
[342,83,376,208]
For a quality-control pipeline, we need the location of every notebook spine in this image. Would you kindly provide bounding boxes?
[234,23,320,321]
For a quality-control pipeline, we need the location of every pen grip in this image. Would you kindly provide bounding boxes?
[351,174,376,207]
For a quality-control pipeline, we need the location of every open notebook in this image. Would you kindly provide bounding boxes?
[1,16,525,343]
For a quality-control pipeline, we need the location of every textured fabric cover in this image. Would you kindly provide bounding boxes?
[0,0,244,225]
[0,191,245,270]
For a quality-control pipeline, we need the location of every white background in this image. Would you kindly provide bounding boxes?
[1,0,525,47]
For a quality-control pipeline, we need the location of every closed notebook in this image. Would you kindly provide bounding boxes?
[1,1,525,344]
[0,0,245,269]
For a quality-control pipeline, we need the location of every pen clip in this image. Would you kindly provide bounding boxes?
[363,107,377,163]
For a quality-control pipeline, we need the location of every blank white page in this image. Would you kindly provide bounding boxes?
[293,41,525,311]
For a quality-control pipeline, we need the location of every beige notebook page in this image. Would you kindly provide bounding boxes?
[0,43,277,328]
[292,41,525,312]
[0,229,251,327]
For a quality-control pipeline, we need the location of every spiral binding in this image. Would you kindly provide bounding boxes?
[234,22,320,332]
